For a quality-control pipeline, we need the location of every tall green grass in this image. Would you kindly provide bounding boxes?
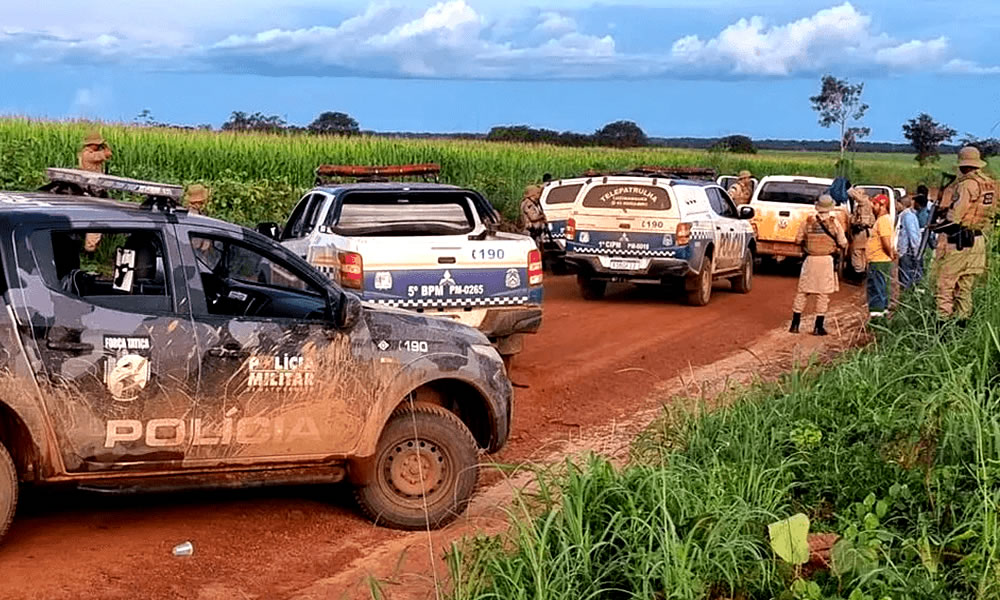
[447,247,1000,599]
[0,118,949,224]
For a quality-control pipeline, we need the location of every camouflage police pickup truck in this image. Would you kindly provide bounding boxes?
[0,169,513,542]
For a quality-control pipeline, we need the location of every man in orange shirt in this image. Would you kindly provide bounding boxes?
[866,194,896,318]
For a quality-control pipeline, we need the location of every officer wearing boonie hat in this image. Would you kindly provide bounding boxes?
[78,130,112,174]
[934,146,996,323]
[789,194,847,336]
[185,184,209,215]
[728,170,753,206]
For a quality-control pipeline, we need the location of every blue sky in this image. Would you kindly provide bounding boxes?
[2,1,998,142]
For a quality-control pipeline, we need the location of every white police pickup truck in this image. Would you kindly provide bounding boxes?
[562,169,757,306]
[538,176,590,272]
[270,165,543,363]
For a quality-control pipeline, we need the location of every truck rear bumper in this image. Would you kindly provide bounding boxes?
[565,253,694,281]
[757,241,804,258]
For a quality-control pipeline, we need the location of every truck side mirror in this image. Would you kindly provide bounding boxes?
[738,206,755,220]
[334,292,362,329]
[256,222,281,240]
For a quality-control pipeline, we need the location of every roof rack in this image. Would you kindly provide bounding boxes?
[565,165,718,181]
[315,163,441,185]
[40,168,186,212]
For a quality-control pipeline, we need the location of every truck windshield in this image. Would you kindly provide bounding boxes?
[757,182,830,204]
[580,184,671,211]
[331,193,476,236]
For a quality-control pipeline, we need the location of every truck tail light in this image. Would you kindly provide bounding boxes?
[338,251,363,289]
[675,222,692,246]
[565,218,576,241]
[528,249,543,286]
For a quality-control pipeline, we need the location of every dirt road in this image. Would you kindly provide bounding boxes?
[0,271,857,600]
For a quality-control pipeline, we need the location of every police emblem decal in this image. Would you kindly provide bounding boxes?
[103,336,152,402]
[374,271,393,290]
[504,268,521,289]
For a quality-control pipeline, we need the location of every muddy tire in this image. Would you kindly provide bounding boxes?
[730,253,753,294]
[577,275,607,301]
[0,442,17,543]
[686,255,714,306]
[355,403,479,530]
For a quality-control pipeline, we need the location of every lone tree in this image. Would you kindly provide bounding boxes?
[594,120,647,148]
[902,113,956,165]
[309,111,360,135]
[810,75,870,159]
[710,134,757,154]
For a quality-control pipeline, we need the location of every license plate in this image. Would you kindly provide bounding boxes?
[609,258,643,271]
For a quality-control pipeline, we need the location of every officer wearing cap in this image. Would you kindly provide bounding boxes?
[728,170,753,206]
[520,174,551,248]
[789,194,848,336]
[934,146,997,323]
[78,130,112,174]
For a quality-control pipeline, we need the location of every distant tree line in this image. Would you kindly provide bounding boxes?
[485,120,648,148]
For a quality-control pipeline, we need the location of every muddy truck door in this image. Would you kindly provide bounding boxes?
[12,221,201,473]
[177,226,375,464]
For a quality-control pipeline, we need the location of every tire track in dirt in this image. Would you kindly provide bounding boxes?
[0,271,862,600]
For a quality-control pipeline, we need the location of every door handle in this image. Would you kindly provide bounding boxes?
[46,340,94,353]
[207,343,248,359]
[779,211,791,217]
[438,256,456,264]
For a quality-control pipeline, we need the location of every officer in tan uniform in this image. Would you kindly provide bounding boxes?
[520,174,551,248]
[77,130,112,252]
[848,186,875,275]
[78,130,112,173]
[185,184,209,215]
[728,170,753,206]
[934,146,996,323]
[789,194,848,336]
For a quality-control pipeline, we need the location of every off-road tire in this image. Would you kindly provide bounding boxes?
[0,442,17,543]
[686,255,714,306]
[355,403,480,530]
[730,253,754,294]
[577,275,607,301]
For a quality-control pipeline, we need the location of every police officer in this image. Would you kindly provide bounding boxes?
[520,173,551,247]
[934,146,996,323]
[728,170,753,206]
[78,130,112,173]
[185,184,209,215]
[848,186,875,276]
[790,194,848,336]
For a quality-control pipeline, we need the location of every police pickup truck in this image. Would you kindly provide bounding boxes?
[0,169,514,543]
[563,168,757,306]
[269,164,542,364]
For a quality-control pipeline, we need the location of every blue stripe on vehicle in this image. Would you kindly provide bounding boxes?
[547,220,567,239]
[361,267,535,307]
[567,230,690,259]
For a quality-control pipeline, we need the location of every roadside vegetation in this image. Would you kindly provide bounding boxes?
[445,249,1000,599]
[0,118,951,225]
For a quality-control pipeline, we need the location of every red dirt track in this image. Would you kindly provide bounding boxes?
[0,271,850,600]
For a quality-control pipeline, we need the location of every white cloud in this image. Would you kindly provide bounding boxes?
[0,1,996,80]
[71,86,110,117]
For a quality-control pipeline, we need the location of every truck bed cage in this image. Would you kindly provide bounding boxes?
[40,168,186,212]
[315,163,441,185]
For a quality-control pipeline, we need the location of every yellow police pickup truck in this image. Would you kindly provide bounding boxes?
[749,176,849,262]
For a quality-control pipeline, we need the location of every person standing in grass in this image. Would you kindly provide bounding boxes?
[934,146,996,324]
[866,194,896,318]
[728,170,753,206]
[789,194,847,336]
[896,196,923,290]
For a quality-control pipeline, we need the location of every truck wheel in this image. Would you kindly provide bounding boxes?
[577,275,607,301]
[686,255,714,306]
[730,253,753,294]
[355,403,479,530]
[0,442,17,543]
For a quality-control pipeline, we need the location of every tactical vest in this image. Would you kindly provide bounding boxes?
[803,215,840,256]
[850,194,875,227]
[952,171,997,231]
[729,183,751,205]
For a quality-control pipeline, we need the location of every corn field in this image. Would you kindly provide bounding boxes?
[0,117,949,226]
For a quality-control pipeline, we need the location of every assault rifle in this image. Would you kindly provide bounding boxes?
[917,171,958,257]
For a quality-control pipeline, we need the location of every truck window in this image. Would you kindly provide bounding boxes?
[329,193,476,236]
[544,183,583,205]
[756,182,830,205]
[35,229,172,313]
[580,184,672,211]
[281,194,323,241]
[708,188,736,218]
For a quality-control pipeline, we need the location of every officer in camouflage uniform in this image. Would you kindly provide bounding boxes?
[790,194,848,336]
[728,170,753,206]
[934,146,997,322]
[520,174,551,248]
[848,186,875,275]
